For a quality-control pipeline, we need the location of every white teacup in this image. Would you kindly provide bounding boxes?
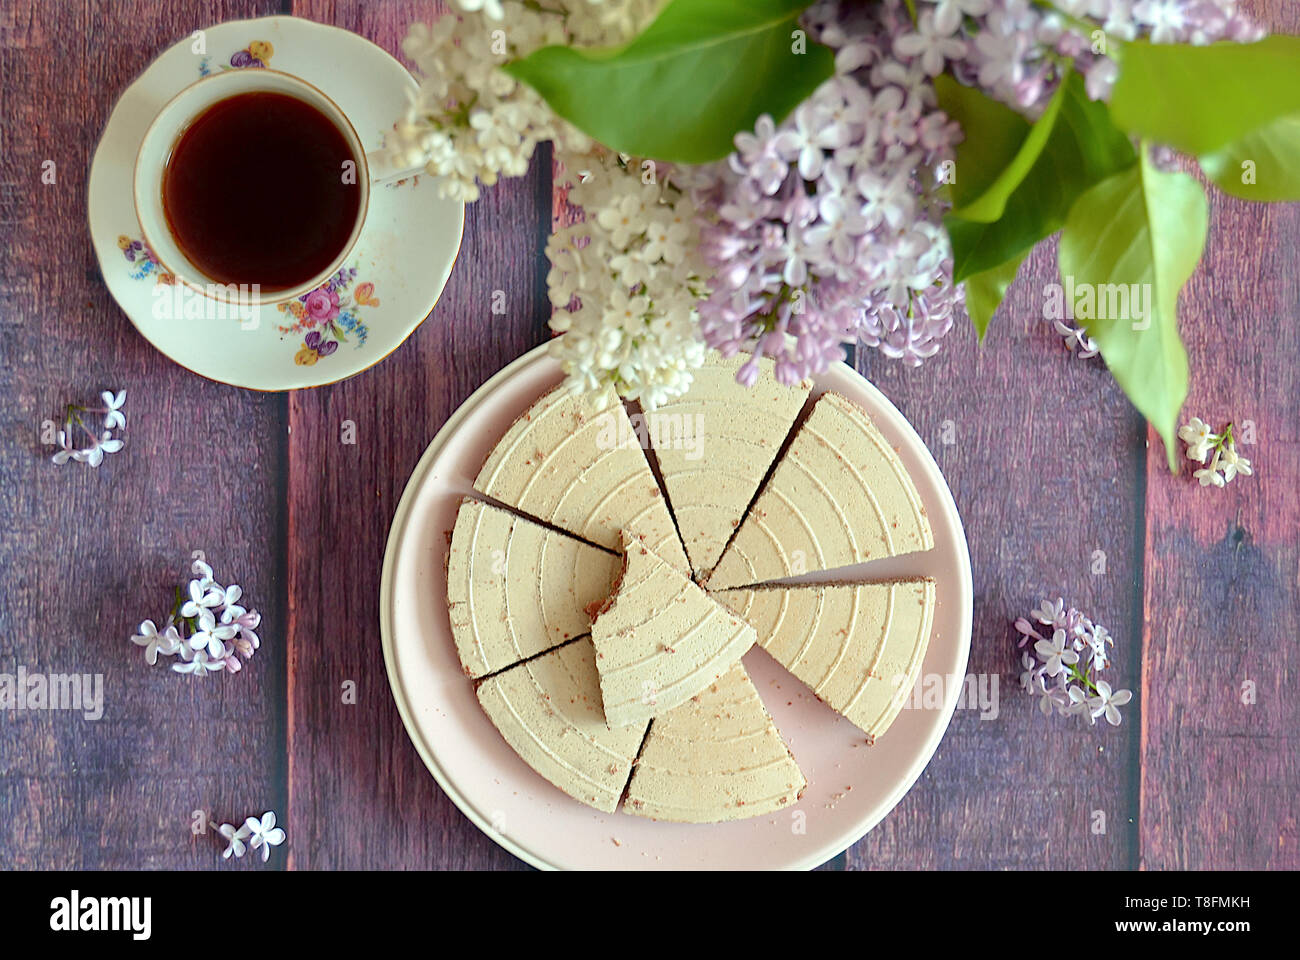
[133,68,372,307]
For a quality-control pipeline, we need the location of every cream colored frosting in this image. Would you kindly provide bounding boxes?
[623,661,806,822]
[475,638,650,813]
[474,383,689,572]
[644,351,810,577]
[592,532,756,727]
[447,497,623,679]
[707,392,934,589]
[716,579,936,740]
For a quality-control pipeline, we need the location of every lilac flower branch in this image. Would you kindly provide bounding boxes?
[129,558,263,677]
[1014,598,1132,726]
[50,390,126,467]
[1178,417,1253,488]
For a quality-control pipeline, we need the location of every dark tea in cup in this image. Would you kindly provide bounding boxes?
[161,90,363,292]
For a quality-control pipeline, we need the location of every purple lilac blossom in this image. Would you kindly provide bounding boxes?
[689,0,1260,384]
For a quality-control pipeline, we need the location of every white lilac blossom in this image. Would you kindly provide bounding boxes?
[128,559,264,677]
[386,1,659,203]
[546,149,709,407]
[1053,318,1100,359]
[218,811,285,863]
[1014,598,1131,726]
[1179,418,1253,487]
[130,620,183,666]
[172,649,226,677]
[76,432,124,468]
[218,822,250,860]
[243,811,287,862]
[50,390,127,468]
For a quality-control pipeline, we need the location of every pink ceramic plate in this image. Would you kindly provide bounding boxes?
[380,345,972,870]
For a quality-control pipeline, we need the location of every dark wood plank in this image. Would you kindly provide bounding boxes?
[844,239,1147,869]
[0,0,288,868]
[1138,0,1300,871]
[283,0,546,870]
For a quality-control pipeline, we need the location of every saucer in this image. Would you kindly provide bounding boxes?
[88,16,464,390]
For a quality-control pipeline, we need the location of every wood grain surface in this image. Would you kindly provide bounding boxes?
[0,0,1295,871]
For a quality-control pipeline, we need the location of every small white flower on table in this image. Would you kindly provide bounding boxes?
[1088,681,1133,727]
[1180,417,1254,489]
[131,619,182,665]
[218,822,251,860]
[1178,417,1215,463]
[1035,629,1079,677]
[244,811,286,862]
[171,648,225,676]
[181,579,224,620]
[188,611,238,660]
[1031,597,1067,630]
[101,390,127,430]
[76,431,124,467]
[1220,445,1252,482]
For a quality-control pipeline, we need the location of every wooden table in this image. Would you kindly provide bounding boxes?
[2,0,1296,871]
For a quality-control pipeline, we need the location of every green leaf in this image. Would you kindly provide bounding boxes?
[1110,36,1300,156]
[946,71,1136,283]
[503,0,834,164]
[1058,150,1208,471]
[933,76,1033,220]
[1200,113,1300,202]
[963,252,1027,341]
[938,76,1067,223]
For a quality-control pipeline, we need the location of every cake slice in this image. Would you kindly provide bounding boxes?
[716,578,936,740]
[475,638,650,813]
[592,532,756,727]
[706,392,933,589]
[474,383,689,572]
[623,661,806,822]
[446,498,622,679]
[643,351,811,577]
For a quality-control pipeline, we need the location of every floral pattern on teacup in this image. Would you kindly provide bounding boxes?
[118,235,175,284]
[278,266,377,365]
[199,40,274,77]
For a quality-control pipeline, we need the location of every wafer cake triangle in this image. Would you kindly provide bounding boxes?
[474,383,689,572]
[706,392,933,590]
[592,532,755,727]
[447,497,622,679]
[475,638,650,813]
[644,351,811,577]
[716,578,936,740]
[623,661,806,822]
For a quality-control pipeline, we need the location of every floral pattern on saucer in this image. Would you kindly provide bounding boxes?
[118,233,379,366]
[277,267,379,366]
[118,235,174,284]
[198,40,274,77]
